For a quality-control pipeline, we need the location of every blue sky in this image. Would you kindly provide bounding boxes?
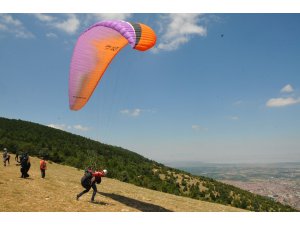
[0,13,300,164]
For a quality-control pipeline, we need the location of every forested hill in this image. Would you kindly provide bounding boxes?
[0,117,297,212]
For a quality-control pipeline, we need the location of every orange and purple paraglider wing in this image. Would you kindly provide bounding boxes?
[69,20,156,111]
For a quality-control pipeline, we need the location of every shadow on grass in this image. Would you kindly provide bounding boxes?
[98,191,172,212]
[19,177,34,180]
[91,200,110,206]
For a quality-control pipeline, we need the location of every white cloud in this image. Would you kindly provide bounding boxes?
[53,14,80,34]
[192,124,207,131]
[267,84,300,107]
[120,108,156,117]
[86,13,132,22]
[229,116,239,120]
[34,14,80,35]
[153,14,207,52]
[266,97,300,107]
[280,84,294,93]
[46,32,58,38]
[1,14,22,26]
[192,125,200,130]
[0,23,7,30]
[0,14,34,39]
[34,13,55,22]
[48,123,89,132]
[48,124,69,130]
[120,108,142,117]
[73,125,90,132]
[233,100,243,105]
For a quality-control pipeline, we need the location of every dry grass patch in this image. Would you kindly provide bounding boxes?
[0,153,246,212]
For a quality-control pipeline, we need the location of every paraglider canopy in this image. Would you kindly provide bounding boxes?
[69,20,157,111]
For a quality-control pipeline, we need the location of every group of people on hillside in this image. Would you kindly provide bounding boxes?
[2,147,108,202]
[2,147,47,179]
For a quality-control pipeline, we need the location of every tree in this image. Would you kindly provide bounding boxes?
[121,171,129,182]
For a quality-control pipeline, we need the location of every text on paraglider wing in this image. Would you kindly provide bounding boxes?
[73,96,87,99]
[105,45,120,51]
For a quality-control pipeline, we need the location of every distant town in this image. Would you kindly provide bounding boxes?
[172,162,300,210]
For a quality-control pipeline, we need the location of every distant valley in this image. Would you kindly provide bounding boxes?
[171,162,300,210]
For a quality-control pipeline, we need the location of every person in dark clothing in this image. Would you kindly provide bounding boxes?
[76,168,107,202]
[20,152,30,178]
[15,151,19,162]
[6,154,10,165]
[3,148,10,166]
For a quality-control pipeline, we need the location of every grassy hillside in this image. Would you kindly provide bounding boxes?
[0,154,245,212]
[0,117,297,212]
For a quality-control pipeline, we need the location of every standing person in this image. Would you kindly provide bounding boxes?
[40,157,47,178]
[15,151,19,162]
[20,152,30,178]
[25,153,31,177]
[6,153,10,165]
[3,148,10,166]
[76,168,108,202]
[16,151,23,164]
